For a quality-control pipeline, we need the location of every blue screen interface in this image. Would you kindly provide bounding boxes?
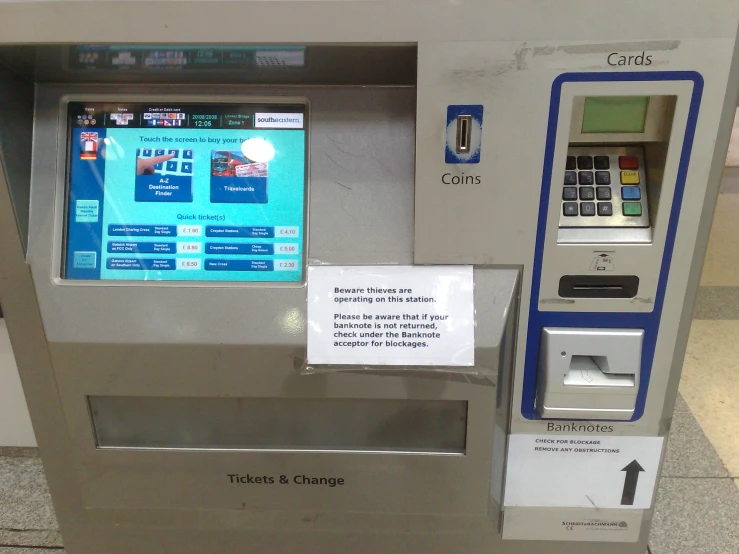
[64,102,306,282]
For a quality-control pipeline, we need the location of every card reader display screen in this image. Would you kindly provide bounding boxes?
[64,102,306,282]
[581,96,649,134]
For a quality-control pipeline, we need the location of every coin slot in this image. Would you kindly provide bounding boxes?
[455,115,472,154]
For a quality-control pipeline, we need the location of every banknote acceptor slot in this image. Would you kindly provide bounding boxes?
[537,327,643,420]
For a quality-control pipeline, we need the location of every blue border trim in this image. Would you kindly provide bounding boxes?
[522,71,704,421]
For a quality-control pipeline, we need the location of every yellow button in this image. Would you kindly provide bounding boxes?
[621,171,640,185]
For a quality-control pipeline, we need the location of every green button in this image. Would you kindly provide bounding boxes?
[623,202,642,216]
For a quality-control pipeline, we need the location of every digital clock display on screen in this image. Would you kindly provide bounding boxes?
[64,101,307,283]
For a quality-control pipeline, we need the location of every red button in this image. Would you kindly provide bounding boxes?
[619,156,639,170]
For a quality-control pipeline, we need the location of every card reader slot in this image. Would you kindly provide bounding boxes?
[558,275,639,298]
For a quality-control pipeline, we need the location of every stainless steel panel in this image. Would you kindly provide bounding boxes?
[0,68,33,252]
[90,395,468,454]
[0,45,418,86]
[51,267,518,516]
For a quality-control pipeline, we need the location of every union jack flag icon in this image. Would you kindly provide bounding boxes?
[80,132,98,160]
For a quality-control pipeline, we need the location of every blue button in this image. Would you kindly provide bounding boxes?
[73,251,97,269]
[168,149,179,157]
[75,199,99,223]
[621,186,641,200]
[135,175,193,203]
[206,243,274,255]
[108,225,178,236]
[155,149,165,156]
[204,259,274,271]
[143,149,152,156]
[181,162,192,174]
[106,258,176,270]
[136,148,141,156]
[183,150,193,159]
[166,161,178,172]
[153,162,163,170]
[107,241,177,254]
[205,226,274,238]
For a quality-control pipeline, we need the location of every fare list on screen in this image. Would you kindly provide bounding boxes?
[64,102,306,282]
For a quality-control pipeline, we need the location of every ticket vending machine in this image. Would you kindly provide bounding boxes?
[0,2,738,553]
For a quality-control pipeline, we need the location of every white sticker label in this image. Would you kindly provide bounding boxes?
[176,242,202,254]
[275,243,300,255]
[307,266,474,366]
[504,434,664,510]
[254,113,304,129]
[177,224,202,237]
[176,258,201,271]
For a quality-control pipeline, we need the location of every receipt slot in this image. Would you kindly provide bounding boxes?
[0,2,739,554]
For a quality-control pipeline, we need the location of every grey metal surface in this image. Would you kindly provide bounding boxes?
[90,396,469,453]
[47,266,518,517]
[0,0,738,44]
[0,45,418,87]
[0,72,88,554]
[0,68,33,253]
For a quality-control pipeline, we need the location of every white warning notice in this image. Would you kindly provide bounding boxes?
[307,266,474,366]
[504,434,664,510]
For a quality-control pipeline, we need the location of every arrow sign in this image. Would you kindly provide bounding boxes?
[621,460,645,505]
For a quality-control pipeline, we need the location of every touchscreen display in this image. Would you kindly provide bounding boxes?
[64,101,306,282]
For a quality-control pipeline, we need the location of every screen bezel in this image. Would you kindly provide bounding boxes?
[56,94,310,288]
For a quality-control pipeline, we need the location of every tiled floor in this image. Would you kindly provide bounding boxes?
[0,546,64,554]
[681,167,739,500]
[2,173,739,553]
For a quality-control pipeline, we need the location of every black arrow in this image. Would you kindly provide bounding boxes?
[621,460,645,505]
